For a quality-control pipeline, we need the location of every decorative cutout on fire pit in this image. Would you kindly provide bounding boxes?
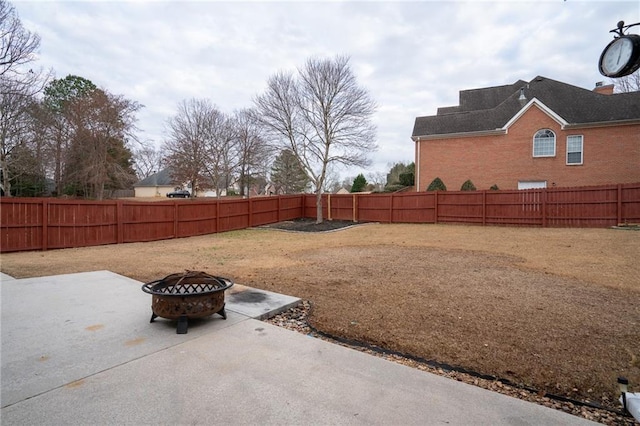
[142,271,234,334]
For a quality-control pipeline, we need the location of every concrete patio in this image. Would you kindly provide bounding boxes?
[0,270,595,425]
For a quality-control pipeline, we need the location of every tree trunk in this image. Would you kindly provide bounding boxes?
[0,154,12,196]
[96,181,104,200]
[239,172,246,197]
[54,140,62,196]
[315,189,323,224]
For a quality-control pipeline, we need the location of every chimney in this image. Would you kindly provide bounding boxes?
[593,81,614,95]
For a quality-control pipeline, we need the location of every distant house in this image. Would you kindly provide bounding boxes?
[263,183,284,195]
[335,188,373,194]
[411,76,640,191]
[133,168,178,197]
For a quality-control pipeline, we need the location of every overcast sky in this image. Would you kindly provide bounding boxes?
[13,0,640,180]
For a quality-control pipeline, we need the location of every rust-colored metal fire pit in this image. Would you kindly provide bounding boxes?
[142,271,234,334]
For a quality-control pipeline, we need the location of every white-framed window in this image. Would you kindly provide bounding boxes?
[533,129,556,157]
[566,135,583,165]
[518,181,547,190]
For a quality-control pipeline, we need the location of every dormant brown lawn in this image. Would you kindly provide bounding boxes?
[1,223,638,408]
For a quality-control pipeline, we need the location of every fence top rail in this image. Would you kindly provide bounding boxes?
[2,182,638,206]
[1,197,120,205]
[0,196,296,206]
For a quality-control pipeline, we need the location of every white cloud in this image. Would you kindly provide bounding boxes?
[14,0,640,179]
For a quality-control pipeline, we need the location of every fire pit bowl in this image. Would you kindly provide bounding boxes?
[142,271,234,334]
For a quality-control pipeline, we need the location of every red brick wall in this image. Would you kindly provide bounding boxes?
[417,105,640,191]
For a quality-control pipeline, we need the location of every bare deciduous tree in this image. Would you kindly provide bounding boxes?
[0,68,50,195]
[163,99,220,196]
[63,89,140,199]
[233,108,271,196]
[0,0,40,77]
[42,75,97,195]
[0,76,34,195]
[133,144,163,179]
[163,100,270,198]
[367,171,387,192]
[322,164,342,193]
[254,55,377,223]
[610,69,640,93]
[204,107,235,197]
[0,1,50,196]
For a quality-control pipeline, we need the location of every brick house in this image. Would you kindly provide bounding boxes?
[411,76,640,190]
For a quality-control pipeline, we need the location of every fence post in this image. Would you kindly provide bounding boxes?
[277,196,281,222]
[389,194,394,223]
[617,184,623,224]
[42,199,48,251]
[328,194,332,221]
[353,194,358,222]
[248,197,253,228]
[116,200,124,244]
[542,189,547,227]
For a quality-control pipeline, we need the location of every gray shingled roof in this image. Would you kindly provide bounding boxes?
[133,167,175,187]
[412,76,640,138]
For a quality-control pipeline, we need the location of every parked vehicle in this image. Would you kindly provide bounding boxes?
[166,189,190,198]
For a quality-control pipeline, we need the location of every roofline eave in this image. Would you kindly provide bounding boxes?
[562,118,640,130]
[412,128,506,141]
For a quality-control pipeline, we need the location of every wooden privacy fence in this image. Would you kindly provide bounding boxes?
[306,182,640,228]
[2,183,639,253]
[1,195,304,253]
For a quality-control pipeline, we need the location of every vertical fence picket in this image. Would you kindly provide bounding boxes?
[215,201,220,233]
[173,203,179,238]
[41,199,48,251]
[542,189,547,228]
[617,184,622,225]
[116,200,123,244]
[389,194,394,223]
[482,191,486,226]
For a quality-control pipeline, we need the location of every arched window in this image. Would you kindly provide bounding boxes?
[533,129,556,157]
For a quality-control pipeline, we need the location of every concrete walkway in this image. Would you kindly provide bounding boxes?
[0,271,595,425]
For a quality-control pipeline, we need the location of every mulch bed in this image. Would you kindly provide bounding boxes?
[259,218,361,232]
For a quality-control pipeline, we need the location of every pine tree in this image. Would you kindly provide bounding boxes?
[351,173,367,192]
[270,149,309,194]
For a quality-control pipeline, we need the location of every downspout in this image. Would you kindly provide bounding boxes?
[415,137,421,192]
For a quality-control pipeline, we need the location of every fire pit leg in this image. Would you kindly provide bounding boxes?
[150,313,158,323]
[217,303,227,320]
[176,315,189,334]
